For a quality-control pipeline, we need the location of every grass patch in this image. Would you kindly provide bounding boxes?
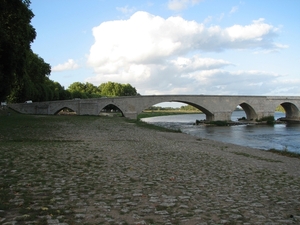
[0,110,99,141]
[0,112,96,222]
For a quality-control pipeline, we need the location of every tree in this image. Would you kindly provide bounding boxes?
[68,82,86,93]
[0,0,36,101]
[84,82,101,97]
[180,105,199,111]
[99,82,137,97]
[7,50,51,102]
[99,82,118,97]
[122,83,138,96]
[67,82,101,99]
[66,81,137,98]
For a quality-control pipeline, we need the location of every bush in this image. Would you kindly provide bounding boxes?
[256,116,275,125]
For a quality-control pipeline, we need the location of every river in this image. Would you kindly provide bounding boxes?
[141,111,300,154]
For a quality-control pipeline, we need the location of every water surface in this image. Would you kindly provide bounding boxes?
[142,112,300,153]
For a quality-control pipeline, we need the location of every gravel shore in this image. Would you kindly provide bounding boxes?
[1,115,300,224]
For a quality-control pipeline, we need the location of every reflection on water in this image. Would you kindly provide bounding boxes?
[142,111,300,153]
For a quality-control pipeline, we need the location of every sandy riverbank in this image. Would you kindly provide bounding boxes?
[1,115,300,224]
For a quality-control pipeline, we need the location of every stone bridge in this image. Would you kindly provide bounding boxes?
[8,95,300,121]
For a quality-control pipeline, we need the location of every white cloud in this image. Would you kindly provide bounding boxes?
[167,0,202,11]
[226,18,276,42]
[253,42,289,54]
[170,56,232,71]
[88,12,283,69]
[86,11,290,95]
[52,59,79,72]
[175,69,291,95]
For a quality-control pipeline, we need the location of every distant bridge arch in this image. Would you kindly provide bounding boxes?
[54,107,77,115]
[140,98,214,121]
[174,101,214,121]
[279,102,299,119]
[99,104,125,117]
[8,95,300,122]
[235,102,257,121]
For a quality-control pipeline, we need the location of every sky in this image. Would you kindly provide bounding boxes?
[30,0,300,99]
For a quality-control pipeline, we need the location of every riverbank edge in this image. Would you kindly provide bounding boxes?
[2,108,299,159]
[135,113,300,159]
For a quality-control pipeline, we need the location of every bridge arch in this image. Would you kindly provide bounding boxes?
[237,102,257,121]
[141,100,214,121]
[280,102,300,119]
[54,106,77,115]
[174,101,214,121]
[98,103,124,117]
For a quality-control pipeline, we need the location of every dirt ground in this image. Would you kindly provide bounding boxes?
[1,115,300,224]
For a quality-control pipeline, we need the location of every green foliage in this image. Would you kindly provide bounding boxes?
[0,1,138,102]
[99,81,137,97]
[0,0,62,103]
[146,105,200,111]
[0,0,37,101]
[0,1,137,102]
[146,106,178,111]
[256,116,275,125]
[67,81,137,98]
[138,110,200,119]
[276,105,285,112]
[7,50,52,102]
[67,82,101,99]
[180,105,199,111]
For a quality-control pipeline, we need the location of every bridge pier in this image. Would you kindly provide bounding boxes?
[212,112,232,121]
[123,112,138,120]
[256,111,274,120]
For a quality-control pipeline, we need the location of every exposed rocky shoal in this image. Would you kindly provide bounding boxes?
[1,116,300,224]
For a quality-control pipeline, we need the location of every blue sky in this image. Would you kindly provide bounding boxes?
[30,0,300,97]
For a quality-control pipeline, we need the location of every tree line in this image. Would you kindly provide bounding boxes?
[146,105,199,111]
[67,81,138,99]
[0,0,52,103]
[0,0,138,103]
